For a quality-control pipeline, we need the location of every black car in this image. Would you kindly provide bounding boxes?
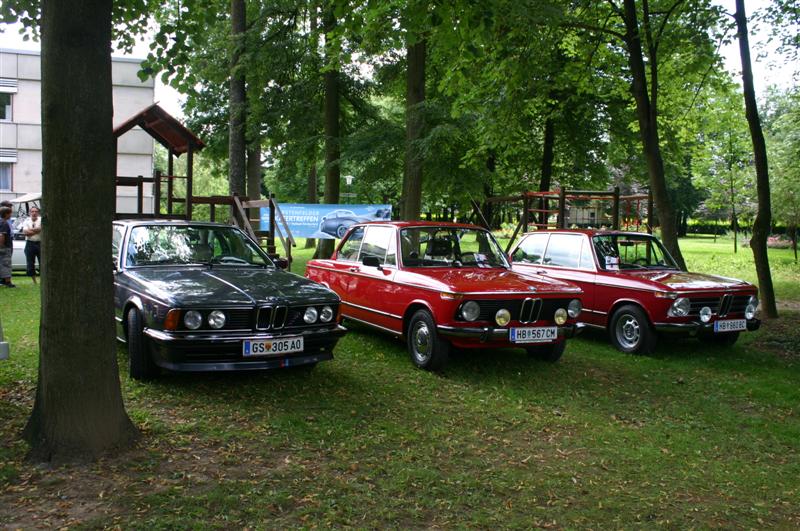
[113,220,346,379]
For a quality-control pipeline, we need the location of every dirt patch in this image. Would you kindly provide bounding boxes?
[752,311,800,360]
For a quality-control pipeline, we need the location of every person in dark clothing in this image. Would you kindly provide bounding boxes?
[0,206,14,287]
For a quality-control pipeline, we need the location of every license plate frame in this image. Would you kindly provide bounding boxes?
[509,327,558,344]
[713,319,747,333]
[243,336,304,357]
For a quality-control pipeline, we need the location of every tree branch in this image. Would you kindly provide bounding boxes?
[654,0,685,53]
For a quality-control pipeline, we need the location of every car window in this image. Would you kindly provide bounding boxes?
[543,234,583,268]
[593,234,678,270]
[513,233,549,264]
[112,225,124,266]
[338,227,364,261]
[386,231,397,266]
[359,226,393,263]
[400,227,508,268]
[579,238,596,269]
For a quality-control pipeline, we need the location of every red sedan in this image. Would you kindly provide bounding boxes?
[509,230,761,354]
[306,222,583,370]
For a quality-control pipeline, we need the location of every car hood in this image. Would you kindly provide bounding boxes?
[405,268,581,295]
[124,267,338,306]
[622,270,754,291]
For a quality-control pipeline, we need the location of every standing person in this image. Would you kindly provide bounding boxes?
[0,206,14,288]
[21,206,42,284]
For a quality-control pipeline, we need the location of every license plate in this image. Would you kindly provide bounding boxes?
[509,327,558,343]
[243,336,304,356]
[714,319,747,333]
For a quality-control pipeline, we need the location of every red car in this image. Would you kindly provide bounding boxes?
[509,230,761,354]
[305,222,584,370]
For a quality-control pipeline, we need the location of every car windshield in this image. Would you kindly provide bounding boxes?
[125,225,271,267]
[593,234,678,270]
[400,227,509,268]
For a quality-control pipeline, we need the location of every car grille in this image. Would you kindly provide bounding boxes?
[460,298,572,323]
[688,297,721,315]
[257,304,338,330]
[688,295,751,316]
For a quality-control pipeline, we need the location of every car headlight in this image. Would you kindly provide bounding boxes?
[699,306,712,323]
[320,306,334,323]
[304,307,319,324]
[745,296,759,320]
[207,310,226,329]
[461,301,481,322]
[568,299,582,319]
[668,297,690,317]
[184,310,203,330]
[495,308,511,327]
[554,308,568,325]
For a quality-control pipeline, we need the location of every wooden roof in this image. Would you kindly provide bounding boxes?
[113,103,204,155]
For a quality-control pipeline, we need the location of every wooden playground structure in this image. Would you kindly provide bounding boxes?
[112,104,296,267]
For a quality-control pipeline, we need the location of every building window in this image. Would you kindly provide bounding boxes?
[0,163,11,190]
[0,93,10,121]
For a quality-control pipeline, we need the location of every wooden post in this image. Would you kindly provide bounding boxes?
[268,193,277,256]
[210,204,215,222]
[167,174,174,215]
[647,189,654,234]
[186,145,194,220]
[167,149,174,178]
[611,186,620,230]
[558,188,567,229]
[136,175,144,214]
[153,169,161,216]
[522,195,530,233]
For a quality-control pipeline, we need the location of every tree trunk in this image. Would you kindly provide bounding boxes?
[246,144,261,222]
[316,7,340,259]
[735,0,778,318]
[306,159,318,249]
[23,0,137,462]
[621,0,686,270]
[228,0,247,197]
[791,224,797,263]
[401,38,426,221]
[539,116,555,226]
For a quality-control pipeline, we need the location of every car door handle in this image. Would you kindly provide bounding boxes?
[348,266,359,272]
[536,269,548,274]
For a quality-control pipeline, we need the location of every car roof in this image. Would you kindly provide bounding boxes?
[354,220,487,230]
[113,218,234,229]
[521,229,656,237]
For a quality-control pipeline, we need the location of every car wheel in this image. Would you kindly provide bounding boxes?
[526,341,566,362]
[127,309,157,380]
[609,304,657,354]
[407,310,450,371]
[336,224,348,239]
[699,331,740,346]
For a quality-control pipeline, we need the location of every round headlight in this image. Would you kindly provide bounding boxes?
[699,306,712,323]
[495,308,511,327]
[568,299,582,319]
[745,296,758,320]
[320,306,334,323]
[208,310,226,329]
[184,310,203,330]
[304,307,319,324]
[669,297,691,317]
[554,308,568,325]
[462,301,481,322]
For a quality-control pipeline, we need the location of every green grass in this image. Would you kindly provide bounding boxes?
[1,239,799,527]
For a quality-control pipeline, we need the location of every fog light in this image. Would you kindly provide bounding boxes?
[554,308,568,325]
[745,296,758,320]
[208,310,226,329]
[668,297,690,317]
[568,299,582,318]
[184,310,202,330]
[320,306,334,323]
[495,308,511,327]
[699,306,712,323]
[462,301,481,322]
[304,307,319,324]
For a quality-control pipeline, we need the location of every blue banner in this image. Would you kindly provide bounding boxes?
[260,204,392,239]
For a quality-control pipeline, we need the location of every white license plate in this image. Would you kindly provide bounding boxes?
[509,327,558,344]
[714,319,747,333]
[243,336,304,357]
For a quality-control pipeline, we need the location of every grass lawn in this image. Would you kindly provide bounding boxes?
[1,238,799,527]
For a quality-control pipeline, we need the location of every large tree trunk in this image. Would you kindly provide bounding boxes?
[306,159,318,249]
[246,144,261,222]
[316,8,340,259]
[735,0,778,318]
[228,0,247,197]
[621,0,687,270]
[401,39,426,221]
[539,115,555,226]
[23,0,137,462]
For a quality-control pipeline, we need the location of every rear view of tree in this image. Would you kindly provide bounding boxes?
[22,0,138,461]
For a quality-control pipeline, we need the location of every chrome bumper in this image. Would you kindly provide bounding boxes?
[654,319,761,334]
[144,324,347,343]
[437,323,584,342]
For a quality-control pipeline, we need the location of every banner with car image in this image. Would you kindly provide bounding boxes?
[259,204,392,239]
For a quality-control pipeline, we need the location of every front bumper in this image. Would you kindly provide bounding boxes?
[437,322,584,343]
[654,319,761,335]
[143,324,347,372]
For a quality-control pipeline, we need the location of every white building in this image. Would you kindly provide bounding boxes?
[0,48,155,211]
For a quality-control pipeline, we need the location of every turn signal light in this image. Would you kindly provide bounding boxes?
[164,309,181,331]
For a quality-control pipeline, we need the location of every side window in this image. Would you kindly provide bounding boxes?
[543,234,583,268]
[386,231,397,266]
[512,233,549,264]
[338,227,364,261]
[359,226,393,263]
[579,238,596,270]
[112,225,124,266]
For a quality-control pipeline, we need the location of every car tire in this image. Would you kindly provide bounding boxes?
[609,304,657,355]
[699,331,740,346]
[336,225,348,238]
[526,341,566,362]
[407,310,450,371]
[127,309,157,380]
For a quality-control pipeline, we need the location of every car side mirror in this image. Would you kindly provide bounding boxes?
[362,256,382,269]
[274,257,289,270]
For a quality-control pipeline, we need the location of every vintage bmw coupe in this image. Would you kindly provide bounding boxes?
[113,220,345,379]
[509,230,760,354]
[305,221,583,370]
